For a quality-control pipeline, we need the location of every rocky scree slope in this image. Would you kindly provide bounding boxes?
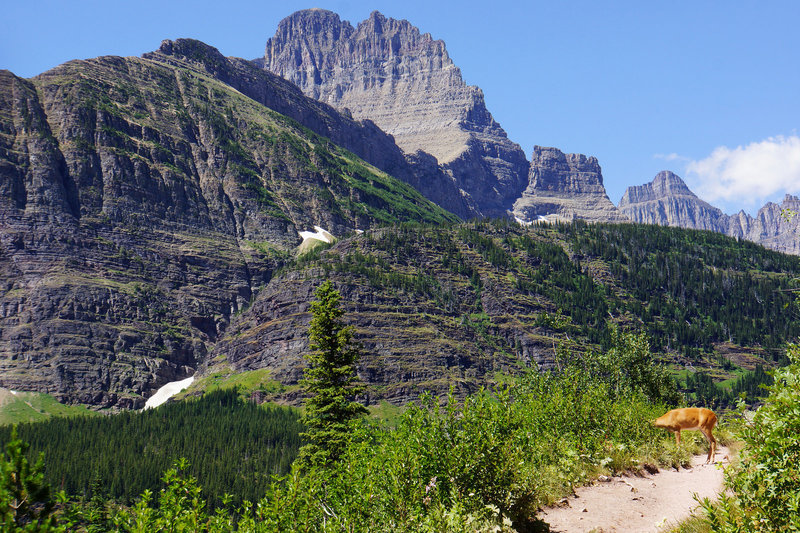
[209,220,800,405]
[0,40,456,408]
[620,172,800,255]
[258,9,530,218]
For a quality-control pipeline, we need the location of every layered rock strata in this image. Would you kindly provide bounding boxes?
[0,41,455,407]
[258,9,530,217]
[618,171,728,232]
[513,146,627,223]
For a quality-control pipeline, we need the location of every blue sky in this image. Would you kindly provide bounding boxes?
[2,0,799,215]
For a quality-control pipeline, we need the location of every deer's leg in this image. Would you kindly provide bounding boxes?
[700,428,717,464]
[674,430,681,446]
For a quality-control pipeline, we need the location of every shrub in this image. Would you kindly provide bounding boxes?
[701,344,800,532]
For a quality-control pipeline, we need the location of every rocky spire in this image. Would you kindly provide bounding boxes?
[618,171,728,232]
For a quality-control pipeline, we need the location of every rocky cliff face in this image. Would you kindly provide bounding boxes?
[618,171,728,232]
[513,146,627,223]
[258,9,530,217]
[620,172,800,254]
[0,41,456,407]
[730,195,800,255]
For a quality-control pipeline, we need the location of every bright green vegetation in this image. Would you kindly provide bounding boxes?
[0,390,302,510]
[0,391,97,426]
[700,344,800,531]
[178,368,286,399]
[1,427,57,531]
[0,331,706,531]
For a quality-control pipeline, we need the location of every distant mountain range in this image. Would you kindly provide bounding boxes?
[619,171,800,255]
[1,8,798,408]
[256,9,798,254]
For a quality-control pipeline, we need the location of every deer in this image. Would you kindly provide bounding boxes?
[653,407,717,464]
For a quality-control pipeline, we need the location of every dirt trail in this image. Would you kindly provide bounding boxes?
[538,447,729,532]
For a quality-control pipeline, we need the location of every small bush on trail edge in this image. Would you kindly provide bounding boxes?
[700,344,800,532]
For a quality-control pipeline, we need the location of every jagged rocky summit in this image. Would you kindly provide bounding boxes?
[513,146,627,223]
[620,172,800,255]
[257,9,530,218]
[618,171,728,232]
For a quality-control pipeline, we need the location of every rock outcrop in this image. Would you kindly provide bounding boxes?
[620,172,800,255]
[0,42,456,407]
[258,9,530,217]
[513,146,627,223]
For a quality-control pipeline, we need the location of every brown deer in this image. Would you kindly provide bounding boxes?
[653,407,717,464]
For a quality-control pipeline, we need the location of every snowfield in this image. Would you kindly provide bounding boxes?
[144,376,195,409]
[299,226,334,244]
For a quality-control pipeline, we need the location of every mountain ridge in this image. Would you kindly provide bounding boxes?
[2,10,799,410]
[259,9,531,218]
[620,172,800,254]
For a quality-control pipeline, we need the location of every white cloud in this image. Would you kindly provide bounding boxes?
[654,152,690,162]
[685,135,800,207]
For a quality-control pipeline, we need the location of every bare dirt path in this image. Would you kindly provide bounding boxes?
[538,447,729,532]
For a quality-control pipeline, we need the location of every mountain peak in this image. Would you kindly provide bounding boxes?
[650,170,694,197]
[260,9,529,217]
[512,146,626,223]
[619,171,726,231]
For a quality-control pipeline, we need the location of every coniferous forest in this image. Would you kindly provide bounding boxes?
[0,390,302,508]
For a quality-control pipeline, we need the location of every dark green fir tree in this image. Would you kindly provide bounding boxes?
[1,426,56,531]
[297,280,368,469]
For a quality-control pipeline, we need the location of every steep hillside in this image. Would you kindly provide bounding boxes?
[0,42,457,407]
[206,220,800,405]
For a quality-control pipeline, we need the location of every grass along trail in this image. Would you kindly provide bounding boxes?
[538,447,729,532]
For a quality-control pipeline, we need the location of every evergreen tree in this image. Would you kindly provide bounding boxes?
[0,426,56,532]
[297,280,368,468]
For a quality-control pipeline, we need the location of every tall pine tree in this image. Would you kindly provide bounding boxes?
[297,281,368,469]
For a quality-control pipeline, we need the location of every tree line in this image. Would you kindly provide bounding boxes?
[0,389,302,509]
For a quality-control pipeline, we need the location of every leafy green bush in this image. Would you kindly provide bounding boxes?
[253,333,671,531]
[701,344,800,532]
